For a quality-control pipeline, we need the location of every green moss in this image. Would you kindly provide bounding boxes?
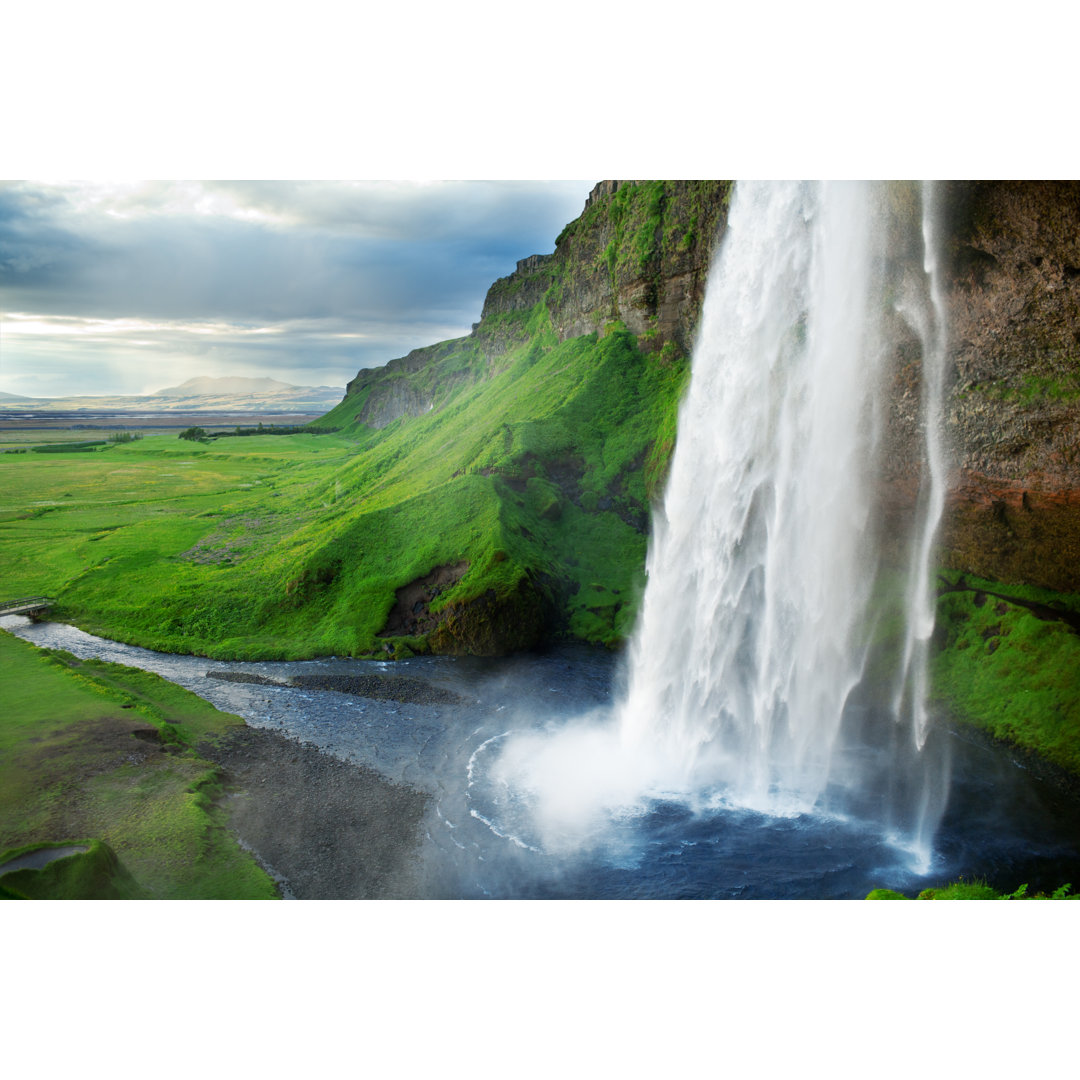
[930,572,1080,775]
[969,369,1080,403]
[0,838,144,900]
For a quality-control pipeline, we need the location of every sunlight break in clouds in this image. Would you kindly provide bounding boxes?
[0,179,593,397]
[2,313,285,339]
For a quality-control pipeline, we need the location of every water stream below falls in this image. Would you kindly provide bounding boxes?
[5,616,1080,899]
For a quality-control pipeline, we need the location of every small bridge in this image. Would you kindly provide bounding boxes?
[0,596,54,618]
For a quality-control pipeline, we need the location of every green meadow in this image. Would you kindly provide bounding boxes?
[0,427,362,655]
[0,316,688,661]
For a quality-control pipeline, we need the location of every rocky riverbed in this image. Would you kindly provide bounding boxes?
[6,615,1080,899]
[204,725,429,899]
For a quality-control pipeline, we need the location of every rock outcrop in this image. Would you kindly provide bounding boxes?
[482,179,732,353]
[940,182,1080,592]
[882,181,1080,592]
[343,181,732,430]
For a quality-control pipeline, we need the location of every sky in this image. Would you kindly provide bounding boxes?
[3,2,1067,403]
[0,179,594,397]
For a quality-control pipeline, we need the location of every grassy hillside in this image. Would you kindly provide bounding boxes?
[0,316,688,659]
[930,572,1080,776]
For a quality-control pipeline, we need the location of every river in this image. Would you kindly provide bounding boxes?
[5,614,1080,899]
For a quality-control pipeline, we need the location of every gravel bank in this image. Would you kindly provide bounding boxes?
[202,726,430,899]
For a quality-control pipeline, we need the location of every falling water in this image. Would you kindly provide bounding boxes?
[478,179,952,871]
[892,180,950,750]
[618,180,949,832]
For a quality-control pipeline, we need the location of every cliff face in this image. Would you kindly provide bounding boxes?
[882,182,1080,592]
[344,181,732,430]
[483,179,732,350]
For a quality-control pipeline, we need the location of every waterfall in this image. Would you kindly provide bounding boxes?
[618,180,949,824]
[891,181,949,750]
[482,180,951,867]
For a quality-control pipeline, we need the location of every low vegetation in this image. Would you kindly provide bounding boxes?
[214,424,341,437]
[930,571,1080,776]
[0,630,277,899]
[866,879,1075,899]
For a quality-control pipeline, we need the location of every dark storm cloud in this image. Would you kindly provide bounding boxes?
[1,180,588,324]
[0,185,99,284]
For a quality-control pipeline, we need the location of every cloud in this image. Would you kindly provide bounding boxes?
[198,180,590,243]
[0,185,99,282]
[0,179,593,396]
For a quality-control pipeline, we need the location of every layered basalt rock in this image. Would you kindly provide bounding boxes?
[884,181,1080,592]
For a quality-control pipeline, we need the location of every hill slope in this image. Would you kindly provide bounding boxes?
[299,180,733,654]
[38,181,732,659]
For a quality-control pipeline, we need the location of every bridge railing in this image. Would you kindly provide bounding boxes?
[0,596,54,613]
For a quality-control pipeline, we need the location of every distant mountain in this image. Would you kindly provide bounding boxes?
[153,376,337,398]
[0,375,346,414]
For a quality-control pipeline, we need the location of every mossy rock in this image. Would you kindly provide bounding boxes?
[0,839,144,899]
[865,888,908,900]
[427,578,550,656]
[916,882,1000,900]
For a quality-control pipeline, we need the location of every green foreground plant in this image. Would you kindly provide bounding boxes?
[866,879,1074,899]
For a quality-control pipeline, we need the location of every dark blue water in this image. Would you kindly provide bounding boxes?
[6,616,1080,899]
[419,694,1080,900]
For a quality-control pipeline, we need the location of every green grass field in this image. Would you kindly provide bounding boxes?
[0,630,277,899]
[0,319,688,660]
[0,428,366,656]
